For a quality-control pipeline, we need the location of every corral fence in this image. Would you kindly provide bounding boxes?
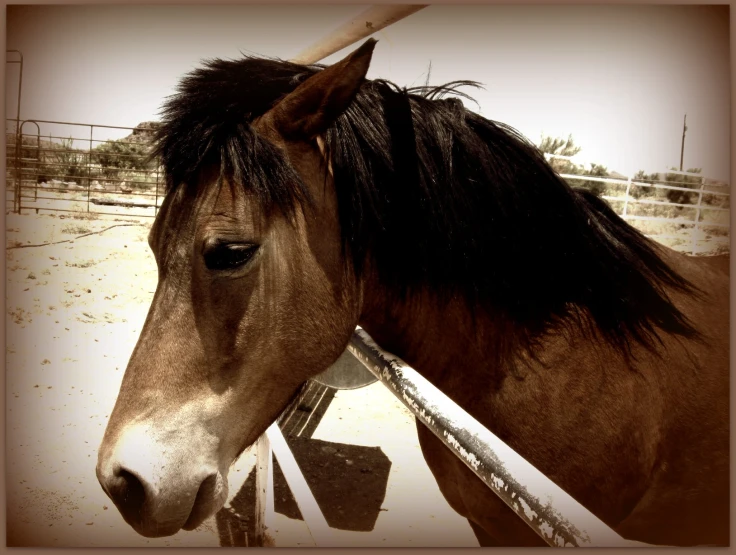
[546,153,730,256]
[5,118,164,218]
[5,118,729,256]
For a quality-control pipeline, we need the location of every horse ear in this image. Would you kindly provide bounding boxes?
[265,39,377,140]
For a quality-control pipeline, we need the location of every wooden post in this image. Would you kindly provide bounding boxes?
[253,433,273,546]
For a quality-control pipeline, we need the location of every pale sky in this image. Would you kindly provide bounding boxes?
[5,5,731,181]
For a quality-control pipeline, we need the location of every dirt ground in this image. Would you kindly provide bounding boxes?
[4,210,478,547]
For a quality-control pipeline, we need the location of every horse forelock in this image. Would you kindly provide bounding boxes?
[151,54,700,362]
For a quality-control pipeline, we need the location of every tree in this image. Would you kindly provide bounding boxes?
[45,137,88,185]
[539,134,581,157]
[539,134,581,176]
[89,128,160,190]
[91,139,154,178]
[539,134,608,197]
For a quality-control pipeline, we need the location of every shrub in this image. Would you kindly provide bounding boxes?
[631,171,659,199]
[664,168,703,205]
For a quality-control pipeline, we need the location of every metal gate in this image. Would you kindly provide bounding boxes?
[6,118,163,218]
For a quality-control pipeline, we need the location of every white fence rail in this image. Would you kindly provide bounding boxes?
[546,155,730,256]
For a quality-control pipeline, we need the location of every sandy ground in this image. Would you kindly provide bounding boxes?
[4,211,477,547]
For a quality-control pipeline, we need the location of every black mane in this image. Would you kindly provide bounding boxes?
[151,54,698,360]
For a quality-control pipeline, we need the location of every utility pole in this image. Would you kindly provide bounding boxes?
[679,114,687,171]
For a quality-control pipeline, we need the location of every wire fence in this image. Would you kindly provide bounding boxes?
[5,119,729,255]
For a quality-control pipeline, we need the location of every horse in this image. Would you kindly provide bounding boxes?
[96,39,729,546]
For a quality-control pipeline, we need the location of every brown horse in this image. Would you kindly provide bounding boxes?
[96,40,729,546]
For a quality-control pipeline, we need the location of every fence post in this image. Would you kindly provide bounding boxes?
[14,125,22,214]
[623,176,632,217]
[33,129,39,203]
[7,51,23,213]
[32,130,38,213]
[87,125,93,215]
[154,166,160,217]
[692,177,705,255]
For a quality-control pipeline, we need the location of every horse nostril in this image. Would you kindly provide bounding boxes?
[108,467,147,525]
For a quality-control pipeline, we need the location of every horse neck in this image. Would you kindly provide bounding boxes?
[358,284,516,395]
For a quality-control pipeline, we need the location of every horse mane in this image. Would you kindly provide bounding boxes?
[151,54,699,361]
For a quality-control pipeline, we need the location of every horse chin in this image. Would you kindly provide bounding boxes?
[133,520,186,539]
[130,472,228,538]
[182,472,229,531]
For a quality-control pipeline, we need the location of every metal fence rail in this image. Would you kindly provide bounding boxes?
[347,328,652,548]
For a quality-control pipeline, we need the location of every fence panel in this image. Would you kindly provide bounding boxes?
[6,118,163,218]
[553,168,729,255]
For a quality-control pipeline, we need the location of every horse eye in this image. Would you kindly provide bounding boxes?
[203,243,258,271]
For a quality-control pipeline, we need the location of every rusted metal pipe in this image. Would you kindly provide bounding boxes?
[289,5,427,65]
[347,327,650,547]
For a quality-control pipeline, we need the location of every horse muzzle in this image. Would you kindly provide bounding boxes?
[96,422,228,538]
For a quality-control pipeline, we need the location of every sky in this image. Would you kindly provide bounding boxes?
[4,4,731,181]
